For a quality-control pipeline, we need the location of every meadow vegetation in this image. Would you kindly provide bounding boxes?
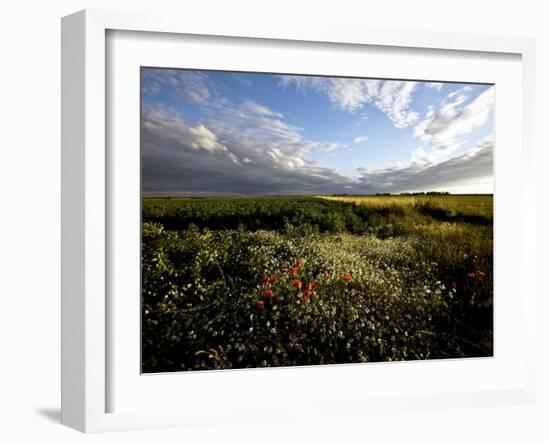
[142,195,493,372]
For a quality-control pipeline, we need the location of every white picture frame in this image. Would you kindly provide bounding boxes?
[61,9,537,433]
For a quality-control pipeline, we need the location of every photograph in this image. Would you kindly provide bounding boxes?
[140,67,494,373]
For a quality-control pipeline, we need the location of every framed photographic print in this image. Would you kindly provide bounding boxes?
[61,9,537,432]
[140,67,495,374]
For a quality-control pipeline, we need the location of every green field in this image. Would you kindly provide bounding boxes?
[142,195,493,372]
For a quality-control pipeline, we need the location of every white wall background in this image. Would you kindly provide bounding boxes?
[0,1,547,440]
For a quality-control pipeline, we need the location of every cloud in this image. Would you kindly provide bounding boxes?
[142,102,493,195]
[233,74,252,87]
[356,136,494,193]
[142,107,228,154]
[425,82,444,91]
[414,87,494,151]
[410,146,432,165]
[314,142,348,153]
[279,76,419,128]
[141,69,493,196]
[375,81,419,128]
[241,100,283,118]
[141,69,212,104]
[141,100,354,196]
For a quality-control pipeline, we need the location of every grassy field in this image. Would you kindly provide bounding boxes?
[323,194,493,218]
[142,195,493,372]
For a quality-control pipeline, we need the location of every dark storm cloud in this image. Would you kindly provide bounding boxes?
[141,105,493,196]
[141,105,354,196]
[355,137,494,192]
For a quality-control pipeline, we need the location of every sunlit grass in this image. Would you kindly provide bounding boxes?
[321,194,493,218]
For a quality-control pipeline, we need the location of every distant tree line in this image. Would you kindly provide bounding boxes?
[399,191,451,196]
[331,191,451,196]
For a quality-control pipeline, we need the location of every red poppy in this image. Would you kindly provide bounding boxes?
[256,300,265,311]
[451,282,457,290]
[343,273,353,282]
[307,281,318,290]
[293,279,302,289]
[263,289,275,298]
[261,275,270,285]
[270,276,278,285]
[295,259,303,268]
[303,289,313,303]
[289,267,298,276]
[322,271,329,279]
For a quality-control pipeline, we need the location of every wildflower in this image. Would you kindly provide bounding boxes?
[270,276,278,285]
[343,273,353,282]
[261,275,270,285]
[263,289,275,298]
[307,281,318,290]
[256,300,265,311]
[451,282,457,290]
[293,279,302,289]
[467,272,476,278]
[303,289,313,303]
[478,271,486,277]
[322,271,329,279]
[295,259,303,268]
[289,267,298,276]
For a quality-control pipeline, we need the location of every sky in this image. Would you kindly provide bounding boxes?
[141,68,494,196]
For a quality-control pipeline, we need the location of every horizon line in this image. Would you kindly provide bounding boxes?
[142,193,494,198]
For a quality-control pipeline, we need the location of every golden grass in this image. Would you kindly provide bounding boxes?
[320,195,493,218]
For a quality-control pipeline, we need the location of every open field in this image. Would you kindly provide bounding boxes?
[323,194,493,219]
[142,195,493,372]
